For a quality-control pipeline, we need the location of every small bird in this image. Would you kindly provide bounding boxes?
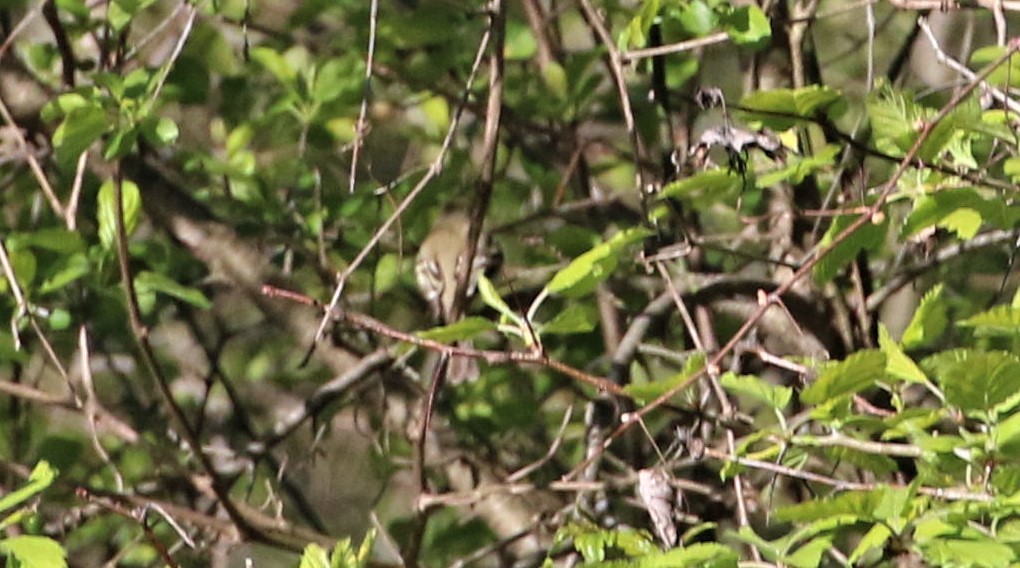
[415,211,496,382]
[415,211,493,323]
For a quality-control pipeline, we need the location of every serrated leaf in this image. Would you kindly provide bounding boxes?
[0,535,66,568]
[639,542,739,567]
[901,284,947,350]
[922,537,1015,568]
[878,324,928,383]
[812,212,886,284]
[738,85,845,130]
[923,349,1020,416]
[544,227,650,298]
[776,490,880,523]
[97,179,141,250]
[720,372,791,410]
[298,543,330,568]
[134,271,212,310]
[959,305,1020,337]
[416,317,495,343]
[541,304,597,335]
[801,349,886,404]
[903,189,1004,239]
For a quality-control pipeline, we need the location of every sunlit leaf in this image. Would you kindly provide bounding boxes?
[901,284,948,350]
[801,350,886,405]
[97,180,142,250]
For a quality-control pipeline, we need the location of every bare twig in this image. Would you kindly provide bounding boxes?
[305,16,496,363]
[347,0,379,195]
[565,37,1020,481]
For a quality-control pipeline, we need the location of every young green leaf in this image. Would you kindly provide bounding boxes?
[544,227,650,298]
[801,350,886,405]
[923,349,1020,417]
[0,535,67,568]
[0,461,57,514]
[540,304,597,335]
[901,284,948,350]
[812,212,886,285]
[738,85,845,130]
[417,317,495,343]
[134,271,212,310]
[959,305,1020,337]
[720,372,791,410]
[97,180,142,250]
[877,324,928,384]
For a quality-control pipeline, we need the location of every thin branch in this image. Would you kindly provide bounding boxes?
[565,37,1020,481]
[346,0,379,194]
[304,16,496,363]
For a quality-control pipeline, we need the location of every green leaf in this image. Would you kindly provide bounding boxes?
[776,490,880,523]
[97,179,142,250]
[924,349,1020,416]
[477,274,518,323]
[540,304,597,335]
[298,543,330,568]
[849,523,892,565]
[52,104,109,168]
[251,47,298,88]
[922,537,1015,568]
[639,542,739,567]
[959,305,1020,337]
[659,169,746,204]
[674,1,716,38]
[756,144,839,188]
[783,536,831,568]
[738,85,845,130]
[902,189,1013,240]
[812,212,886,284]
[39,254,91,295]
[901,284,948,350]
[971,45,1020,89]
[877,324,928,384]
[10,229,85,254]
[47,309,71,331]
[720,372,791,410]
[801,349,886,405]
[142,116,179,146]
[373,253,401,294]
[618,0,660,50]
[544,227,650,298]
[134,271,212,310]
[720,5,771,49]
[0,535,66,568]
[624,353,705,404]
[416,317,495,343]
[0,462,57,514]
[541,61,569,101]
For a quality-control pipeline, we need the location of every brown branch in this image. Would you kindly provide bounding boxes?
[565,36,1020,481]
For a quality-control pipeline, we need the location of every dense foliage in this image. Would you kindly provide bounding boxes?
[3,0,1020,566]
